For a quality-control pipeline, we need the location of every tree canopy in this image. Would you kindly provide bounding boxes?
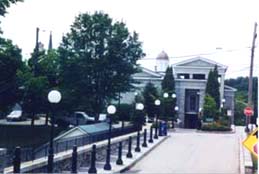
[143,82,159,118]
[225,77,258,125]
[205,66,220,109]
[161,66,176,121]
[0,38,22,114]
[58,12,145,119]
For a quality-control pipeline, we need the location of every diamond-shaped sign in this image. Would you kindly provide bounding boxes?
[242,128,258,158]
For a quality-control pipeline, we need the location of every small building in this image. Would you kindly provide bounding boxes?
[121,51,236,129]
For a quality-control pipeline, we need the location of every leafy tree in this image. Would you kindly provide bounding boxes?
[0,0,23,33]
[161,66,176,121]
[205,66,220,109]
[203,95,218,121]
[0,37,22,115]
[0,0,23,16]
[58,12,145,120]
[143,82,159,119]
[225,77,258,125]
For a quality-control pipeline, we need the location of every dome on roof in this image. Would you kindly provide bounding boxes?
[156,51,169,60]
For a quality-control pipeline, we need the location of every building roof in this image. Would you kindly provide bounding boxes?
[224,85,237,92]
[156,51,169,60]
[78,122,111,134]
[173,56,228,70]
[54,122,111,141]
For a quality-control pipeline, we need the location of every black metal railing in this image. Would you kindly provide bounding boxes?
[5,124,137,167]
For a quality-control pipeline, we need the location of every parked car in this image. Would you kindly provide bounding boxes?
[55,112,106,126]
[6,110,23,121]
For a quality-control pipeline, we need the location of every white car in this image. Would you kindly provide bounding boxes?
[6,110,23,121]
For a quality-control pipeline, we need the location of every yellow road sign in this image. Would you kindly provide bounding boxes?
[242,128,258,158]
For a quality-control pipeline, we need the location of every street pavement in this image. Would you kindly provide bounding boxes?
[126,129,239,174]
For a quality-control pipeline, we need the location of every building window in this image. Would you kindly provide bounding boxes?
[193,74,205,80]
[177,73,190,79]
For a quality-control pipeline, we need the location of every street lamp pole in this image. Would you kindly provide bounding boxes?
[47,90,62,173]
[154,99,161,139]
[104,105,116,171]
[172,93,177,129]
[163,92,169,135]
[135,103,144,152]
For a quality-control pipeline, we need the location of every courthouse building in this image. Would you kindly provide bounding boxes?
[121,51,236,128]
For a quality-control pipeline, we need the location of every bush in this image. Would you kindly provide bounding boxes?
[203,95,218,121]
[201,122,231,131]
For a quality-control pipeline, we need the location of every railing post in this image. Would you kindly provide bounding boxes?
[142,129,148,147]
[116,142,123,165]
[135,131,141,152]
[159,122,163,136]
[126,136,133,158]
[148,127,153,143]
[13,147,21,173]
[88,144,97,174]
[71,145,77,173]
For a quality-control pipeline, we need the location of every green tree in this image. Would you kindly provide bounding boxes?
[0,37,22,115]
[203,95,218,121]
[205,66,220,109]
[0,0,23,32]
[225,77,258,125]
[58,12,145,120]
[161,66,176,121]
[143,82,159,119]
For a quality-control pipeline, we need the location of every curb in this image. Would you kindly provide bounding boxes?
[118,135,169,173]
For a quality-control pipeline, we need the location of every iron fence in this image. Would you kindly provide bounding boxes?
[5,124,137,167]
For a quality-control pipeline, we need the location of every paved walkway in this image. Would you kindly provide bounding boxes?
[126,129,240,174]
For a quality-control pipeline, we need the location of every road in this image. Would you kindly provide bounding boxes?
[126,129,239,174]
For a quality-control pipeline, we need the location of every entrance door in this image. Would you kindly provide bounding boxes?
[184,89,200,129]
[184,114,198,129]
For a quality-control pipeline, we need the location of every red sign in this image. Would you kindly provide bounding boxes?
[244,106,254,116]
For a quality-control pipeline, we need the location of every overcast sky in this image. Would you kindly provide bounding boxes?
[1,0,259,79]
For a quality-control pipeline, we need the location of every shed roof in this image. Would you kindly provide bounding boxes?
[78,122,111,134]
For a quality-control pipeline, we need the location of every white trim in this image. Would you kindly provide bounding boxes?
[54,127,86,141]
[173,57,228,69]
[224,85,237,92]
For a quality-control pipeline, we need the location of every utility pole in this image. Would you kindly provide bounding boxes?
[246,22,257,132]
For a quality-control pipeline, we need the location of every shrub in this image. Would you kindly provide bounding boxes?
[201,122,231,131]
[203,95,218,121]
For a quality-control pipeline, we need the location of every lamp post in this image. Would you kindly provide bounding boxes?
[171,93,177,128]
[104,105,116,171]
[163,92,169,135]
[154,99,161,139]
[221,98,226,115]
[197,107,202,130]
[135,103,144,152]
[174,106,179,128]
[47,90,62,173]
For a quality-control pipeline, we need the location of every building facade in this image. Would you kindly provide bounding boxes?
[121,51,236,128]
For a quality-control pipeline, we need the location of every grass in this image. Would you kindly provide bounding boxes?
[251,154,258,173]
